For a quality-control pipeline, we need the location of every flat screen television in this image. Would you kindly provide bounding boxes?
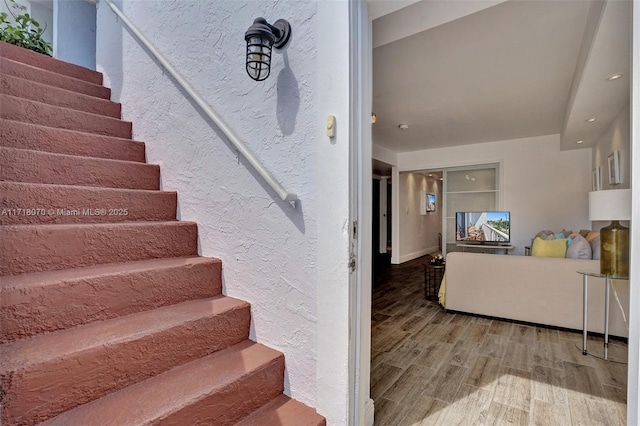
[455,211,510,244]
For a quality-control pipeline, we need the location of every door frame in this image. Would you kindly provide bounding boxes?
[627,0,639,421]
[348,0,374,424]
[351,2,640,424]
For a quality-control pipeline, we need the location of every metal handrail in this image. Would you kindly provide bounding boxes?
[101,0,298,204]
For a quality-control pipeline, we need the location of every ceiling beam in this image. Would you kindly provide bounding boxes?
[373,0,508,48]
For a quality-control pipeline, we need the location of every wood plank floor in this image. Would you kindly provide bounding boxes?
[371,256,628,425]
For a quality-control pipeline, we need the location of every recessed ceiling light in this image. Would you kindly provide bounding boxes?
[607,73,623,81]
[428,174,433,177]
[586,118,597,123]
[576,140,583,144]
[371,113,377,124]
[439,178,443,181]
[398,124,409,130]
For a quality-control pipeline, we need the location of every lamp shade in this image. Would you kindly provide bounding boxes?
[589,189,631,221]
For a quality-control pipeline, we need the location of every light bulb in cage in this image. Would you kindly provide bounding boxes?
[244,17,291,81]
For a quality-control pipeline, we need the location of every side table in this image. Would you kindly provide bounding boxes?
[424,263,445,300]
[577,270,629,360]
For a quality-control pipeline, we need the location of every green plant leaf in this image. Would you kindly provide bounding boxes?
[0,8,52,56]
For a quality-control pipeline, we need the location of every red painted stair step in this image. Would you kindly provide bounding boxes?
[0,41,103,85]
[0,57,109,98]
[0,74,121,118]
[0,182,176,225]
[40,341,285,426]
[0,119,146,162]
[0,256,222,342]
[0,296,251,425]
[0,147,159,190]
[0,95,131,138]
[0,221,198,276]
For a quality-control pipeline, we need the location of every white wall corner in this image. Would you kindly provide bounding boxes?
[316,0,352,423]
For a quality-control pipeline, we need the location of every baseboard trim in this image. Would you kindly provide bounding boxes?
[365,398,374,426]
[399,246,439,263]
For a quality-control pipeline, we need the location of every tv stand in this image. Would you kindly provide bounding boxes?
[456,243,515,255]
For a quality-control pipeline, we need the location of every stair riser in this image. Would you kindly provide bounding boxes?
[0,223,198,275]
[0,95,131,138]
[159,358,285,425]
[1,306,251,425]
[0,120,146,162]
[1,74,121,118]
[0,57,109,98]
[1,260,222,342]
[0,147,159,190]
[0,183,175,225]
[0,41,103,85]
[236,395,327,426]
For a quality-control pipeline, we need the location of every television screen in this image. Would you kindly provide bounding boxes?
[456,211,510,243]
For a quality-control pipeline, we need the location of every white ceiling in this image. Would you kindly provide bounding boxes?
[371,0,631,153]
[368,0,422,21]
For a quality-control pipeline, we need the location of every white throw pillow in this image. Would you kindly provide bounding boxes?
[590,235,600,260]
[566,234,592,260]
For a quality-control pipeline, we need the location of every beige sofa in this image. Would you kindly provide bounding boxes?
[444,252,629,337]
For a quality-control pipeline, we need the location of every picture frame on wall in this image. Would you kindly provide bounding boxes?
[608,151,621,185]
[427,193,436,212]
[592,166,601,191]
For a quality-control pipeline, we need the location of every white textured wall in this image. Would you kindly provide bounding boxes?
[592,104,631,190]
[96,1,352,422]
[398,172,442,262]
[397,134,593,256]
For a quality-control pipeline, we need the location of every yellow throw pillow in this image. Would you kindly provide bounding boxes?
[531,237,567,258]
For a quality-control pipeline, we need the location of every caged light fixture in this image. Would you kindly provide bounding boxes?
[244,17,292,81]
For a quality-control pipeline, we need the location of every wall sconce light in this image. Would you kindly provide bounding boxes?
[244,17,291,81]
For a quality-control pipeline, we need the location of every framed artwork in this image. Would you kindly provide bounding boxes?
[608,151,621,185]
[592,166,601,191]
[427,193,436,212]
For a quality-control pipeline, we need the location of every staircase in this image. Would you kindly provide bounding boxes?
[0,41,325,426]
